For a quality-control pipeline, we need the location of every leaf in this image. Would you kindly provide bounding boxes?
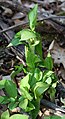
[20,29,36,41]
[30,98,40,119]
[0,96,5,103]
[29,68,42,88]
[10,114,28,119]
[35,33,42,59]
[28,4,38,30]
[25,48,40,69]
[62,115,65,119]
[7,38,22,47]
[8,30,22,47]
[20,74,30,90]
[34,82,49,99]
[0,80,6,89]
[48,87,56,101]
[26,101,35,112]
[1,110,9,119]
[45,77,52,84]
[43,71,54,82]
[44,52,53,70]
[19,99,28,110]
[44,115,61,119]
[8,102,18,110]
[20,87,33,101]
[5,80,17,98]
[0,96,9,104]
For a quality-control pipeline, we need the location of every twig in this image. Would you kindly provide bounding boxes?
[41,99,65,113]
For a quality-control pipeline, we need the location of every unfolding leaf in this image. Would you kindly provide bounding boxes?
[28,4,38,30]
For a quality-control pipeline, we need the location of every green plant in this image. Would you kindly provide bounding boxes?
[44,115,65,119]
[0,110,28,119]
[0,5,58,119]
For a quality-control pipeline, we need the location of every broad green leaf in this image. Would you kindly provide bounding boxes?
[28,4,38,30]
[8,102,18,110]
[44,53,53,70]
[20,74,30,90]
[34,82,49,99]
[19,98,28,110]
[5,80,17,98]
[20,29,36,41]
[10,114,28,119]
[1,110,9,119]
[0,80,6,89]
[20,87,33,101]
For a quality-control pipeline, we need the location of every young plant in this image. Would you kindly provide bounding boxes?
[2,4,58,119]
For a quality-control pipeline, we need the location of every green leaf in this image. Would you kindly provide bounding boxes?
[8,30,22,47]
[31,98,40,119]
[5,80,17,98]
[45,77,52,84]
[44,115,61,119]
[43,71,54,82]
[0,96,5,104]
[26,101,35,112]
[25,48,40,69]
[19,98,28,110]
[8,102,18,110]
[0,80,6,89]
[20,73,30,90]
[35,33,42,59]
[1,110,9,119]
[0,96,9,104]
[20,87,33,101]
[10,114,28,119]
[7,38,21,47]
[29,68,42,88]
[48,87,56,101]
[62,115,65,119]
[44,53,53,70]
[34,82,49,99]
[28,4,38,30]
[20,29,36,41]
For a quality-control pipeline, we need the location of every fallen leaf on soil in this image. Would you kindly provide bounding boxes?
[49,41,65,68]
